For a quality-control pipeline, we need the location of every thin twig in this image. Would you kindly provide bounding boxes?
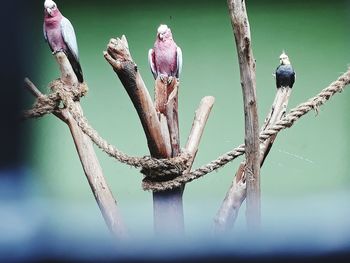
[24,78,44,98]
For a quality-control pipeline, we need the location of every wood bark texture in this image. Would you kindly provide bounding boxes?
[25,52,128,239]
[104,36,168,159]
[153,77,183,236]
[227,0,261,229]
[55,52,128,238]
[214,87,292,231]
[185,96,215,171]
[104,36,184,235]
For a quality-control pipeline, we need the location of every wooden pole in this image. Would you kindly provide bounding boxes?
[227,0,261,229]
[104,36,184,235]
[25,52,128,239]
[214,87,292,231]
[153,77,184,236]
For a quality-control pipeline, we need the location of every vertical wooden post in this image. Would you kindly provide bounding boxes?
[214,87,292,231]
[227,0,261,229]
[153,77,184,236]
[104,38,185,236]
[54,52,128,238]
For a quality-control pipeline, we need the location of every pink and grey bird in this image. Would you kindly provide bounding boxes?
[148,25,182,80]
[43,0,83,82]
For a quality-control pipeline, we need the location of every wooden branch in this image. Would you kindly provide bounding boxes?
[104,36,186,235]
[165,78,180,157]
[65,104,128,238]
[260,87,292,165]
[227,0,261,229]
[214,87,292,232]
[24,78,67,122]
[104,35,215,236]
[152,96,215,235]
[104,37,168,159]
[25,78,45,98]
[152,76,183,235]
[185,96,215,171]
[26,52,128,239]
[214,165,246,232]
[153,77,180,157]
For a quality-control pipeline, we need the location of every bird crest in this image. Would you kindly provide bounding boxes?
[157,24,169,35]
[44,0,56,9]
[279,51,291,65]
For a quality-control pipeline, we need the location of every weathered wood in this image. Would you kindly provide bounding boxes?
[154,77,168,116]
[105,37,185,235]
[158,113,172,157]
[165,79,180,157]
[25,52,128,239]
[153,77,183,236]
[260,87,292,165]
[152,96,215,235]
[185,96,215,170]
[227,0,261,229]
[65,103,128,238]
[57,52,128,238]
[104,37,168,159]
[153,77,180,157]
[152,188,184,236]
[214,165,246,232]
[214,87,292,232]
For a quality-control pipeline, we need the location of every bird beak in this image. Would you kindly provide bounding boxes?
[158,33,164,40]
[46,8,52,16]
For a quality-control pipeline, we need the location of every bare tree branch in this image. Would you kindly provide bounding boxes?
[104,37,168,159]
[25,52,128,239]
[214,87,292,231]
[227,0,261,229]
[153,78,183,236]
[185,96,215,171]
[104,36,185,235]
[153,96,215,234]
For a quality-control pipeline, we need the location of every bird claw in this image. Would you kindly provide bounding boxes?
[167,76,174,85]
[52,49,65,55]
[159,74,166,83]
[159,74,174,85]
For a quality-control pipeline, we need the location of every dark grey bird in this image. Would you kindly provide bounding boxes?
[275,52,295,88]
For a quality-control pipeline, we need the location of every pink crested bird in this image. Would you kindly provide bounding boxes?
[148,24,182,82]
[43,0,83,83]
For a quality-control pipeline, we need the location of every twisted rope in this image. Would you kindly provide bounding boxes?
[23,80,88,119]
[64,97,190,175]
[24,80,190,175]
[22,94,59,119]
[24,68,350,191]
[143,68,350,191]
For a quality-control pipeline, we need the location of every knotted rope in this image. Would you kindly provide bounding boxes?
[143,68,350,191]
[24,68,350,191]
[24,80,191,176]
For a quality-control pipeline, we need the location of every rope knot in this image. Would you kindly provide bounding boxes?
[140,152,191,183]
[23,79,88,119]
[50,79,88,104]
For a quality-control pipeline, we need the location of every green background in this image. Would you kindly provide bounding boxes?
[24,0,350,236]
